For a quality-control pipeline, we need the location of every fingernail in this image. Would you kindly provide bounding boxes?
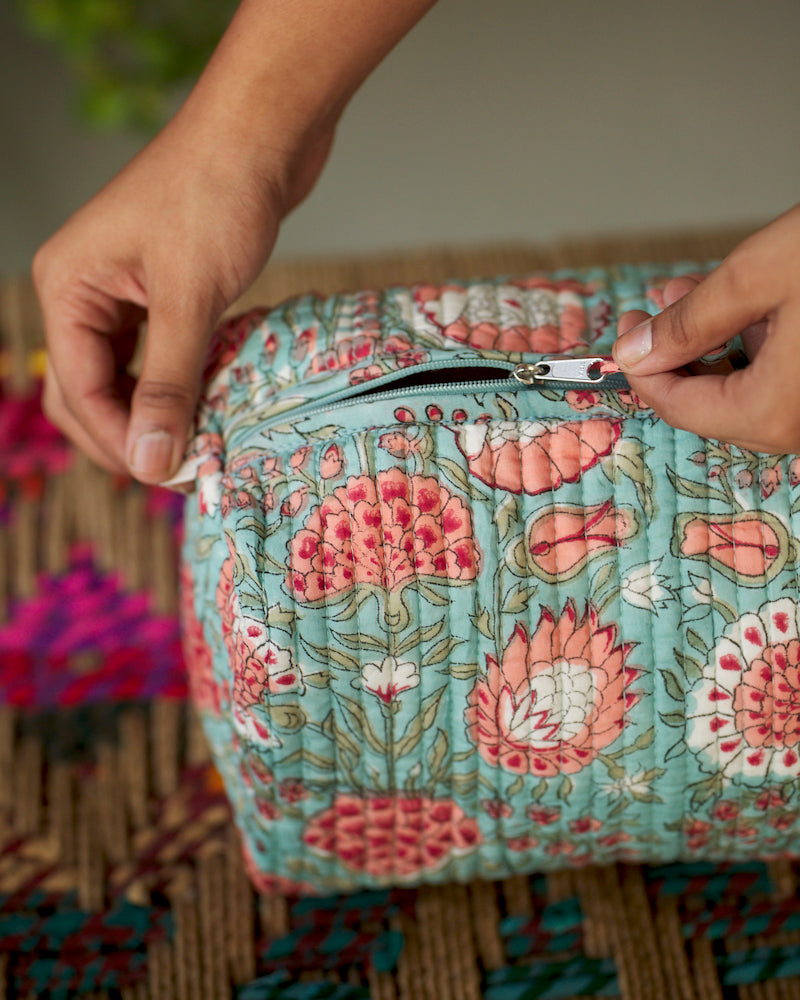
[614,320,652,370]
[129,430,175,480]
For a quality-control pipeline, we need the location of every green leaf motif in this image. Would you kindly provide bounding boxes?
[303,672,330,689]
[505,775,524,799]
[437,457,473,497]
[673,649,704,684]
[470,609,494,640]
[422,635,465,668]
[556,776,574,801]
[397,621,445,656]
[613,439,656,520]
[266,604,295,628]
[531,778,548,803]
[427,729,450,779]
[506,539,531,578]
[503,582,535,615]
[279,747,337,772]
[451,771,478,794]
[331,628,388,654]
[443,662,479,681]
[302,424,343,441]
[689,772,724,810]
[270,704,307,732]
[300,637,360,672]
[685,628,709,657]
[660,669,684,703]
[494,494,521,544]
[336,694,386,754]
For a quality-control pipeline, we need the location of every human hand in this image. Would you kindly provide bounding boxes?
[34,99,333,484]
[612,204,800,453]
[34,0,436,484]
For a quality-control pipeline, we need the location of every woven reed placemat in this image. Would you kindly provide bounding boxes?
[4,227,800,1000]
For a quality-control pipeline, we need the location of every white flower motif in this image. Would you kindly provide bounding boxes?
[501,658,595,750]
[685,596,800,782]
[459,420,550,461]
[599,771,654,800]
[362,656,420,704]
[620,558,673,612]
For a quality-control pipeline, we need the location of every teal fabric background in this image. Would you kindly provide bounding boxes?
[179,263,800,894]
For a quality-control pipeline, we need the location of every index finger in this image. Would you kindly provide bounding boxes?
[43,312,133,470]
[626,322,798,453]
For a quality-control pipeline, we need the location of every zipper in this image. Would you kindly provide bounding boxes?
[259,356,630,429]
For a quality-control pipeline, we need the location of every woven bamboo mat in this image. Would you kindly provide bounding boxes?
[4,227,800,1000]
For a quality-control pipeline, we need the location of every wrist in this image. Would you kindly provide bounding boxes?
[172,0,436,212]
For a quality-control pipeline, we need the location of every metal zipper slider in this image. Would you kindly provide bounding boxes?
[511,357,614,385]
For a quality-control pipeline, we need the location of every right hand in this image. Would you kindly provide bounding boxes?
[612,204,800,453]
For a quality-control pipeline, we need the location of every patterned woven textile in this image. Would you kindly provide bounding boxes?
[4,229,800,1000]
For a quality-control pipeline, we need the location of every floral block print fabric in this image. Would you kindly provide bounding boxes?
[177,263,800,894]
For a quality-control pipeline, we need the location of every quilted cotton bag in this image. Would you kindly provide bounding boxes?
[176,263,800,894]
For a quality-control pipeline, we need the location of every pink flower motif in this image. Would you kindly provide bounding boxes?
[291,327,317,362]
[682,818,714,851]
[597,831,631,848]
[686,597,800,780]
[565,389,602,412]
[545,841,579,857]
[302,793,482,879]
[506,835,540,852]
[526,806,561,826]
[290,446,312,471]
[242,749,273,787]
[378,431,412,458]
[768,812,798,831]
[394,350,428,368]
[216,542,304,708]
[287,470,481,602]
[180,564,224,715]
[204,308,269,382]
[455,418,621,495]
[308,335,375,375]
[760,464,783,499]
[278,778,309,803]
[789,458,800,487]
[464,602,642,776]
[614,389,649,410]
[568,816,603,834]
[320,444,344,479]
[675,511,788,581]
[481,797,513,820]
[711,800,740,821]
[754,790,785,811]
[350,364,384,385]
[281,486,309,518]
[527,500,638,581]
[255,797,282,822]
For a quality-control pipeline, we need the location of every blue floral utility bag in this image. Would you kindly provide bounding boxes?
[175,262,800,895]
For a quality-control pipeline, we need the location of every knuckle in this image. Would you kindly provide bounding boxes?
[134,379,196,414]
[657,299,697,354]
[718,243,758,303]
[31,243,54,293]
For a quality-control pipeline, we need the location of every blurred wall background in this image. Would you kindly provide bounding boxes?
[2,0,799,277]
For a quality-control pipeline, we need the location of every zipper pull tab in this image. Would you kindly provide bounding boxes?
[511,357,617,385]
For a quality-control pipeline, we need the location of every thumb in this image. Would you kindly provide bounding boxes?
[612,253,770,376]
[126,307,211,484]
